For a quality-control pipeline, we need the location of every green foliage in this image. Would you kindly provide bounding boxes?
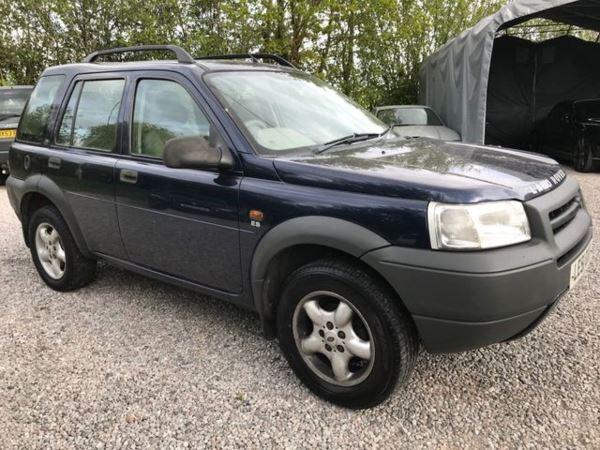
[0,0,504,106]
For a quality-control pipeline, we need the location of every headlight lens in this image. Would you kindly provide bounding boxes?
[428,201,531,250]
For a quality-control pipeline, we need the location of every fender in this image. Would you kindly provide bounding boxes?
[250,216,390,319]
[19,175,93,258]
[5,174,40,219]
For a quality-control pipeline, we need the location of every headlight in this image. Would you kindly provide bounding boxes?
[428,201,531,250]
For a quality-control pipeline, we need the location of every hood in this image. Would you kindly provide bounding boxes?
[393,125,461,141]
[273,138,567,203]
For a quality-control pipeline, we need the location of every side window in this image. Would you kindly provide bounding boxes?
[17,75,65,144]
[57,79,125,152]
[132,79,210,157]
[57,82,83,145]
[377,110,396,126]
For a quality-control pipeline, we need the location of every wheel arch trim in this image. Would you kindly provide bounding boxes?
[19,175,92,258]
[250,216,390,319]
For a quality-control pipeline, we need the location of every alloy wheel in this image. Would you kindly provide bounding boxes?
[35,222,66,280]
[292,291,375,387]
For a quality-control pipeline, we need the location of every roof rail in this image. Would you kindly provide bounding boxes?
[195,53,296,69]
[83,45,196,64]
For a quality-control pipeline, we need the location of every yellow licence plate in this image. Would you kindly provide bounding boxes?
[0,129,16,139]
[570,244,590,288]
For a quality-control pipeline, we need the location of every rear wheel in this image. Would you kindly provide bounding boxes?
[28,206,96,291]
[276,259,418,409]
[574,138,594,172]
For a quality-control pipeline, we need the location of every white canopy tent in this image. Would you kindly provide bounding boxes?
[420,0,600,147]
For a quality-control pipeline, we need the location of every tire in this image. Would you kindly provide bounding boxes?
[276,259,418,409]
[28,205,96,291]
[574,138,594,173]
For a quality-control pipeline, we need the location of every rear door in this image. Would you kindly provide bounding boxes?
[44,75,128,258]
[115,72,242,293]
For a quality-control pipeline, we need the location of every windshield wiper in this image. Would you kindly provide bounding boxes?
[315,130,389,155]
[315,125,396,155]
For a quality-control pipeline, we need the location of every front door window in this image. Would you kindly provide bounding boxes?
[131,79,211,158]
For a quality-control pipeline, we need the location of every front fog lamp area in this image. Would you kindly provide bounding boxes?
[428,201,531,250]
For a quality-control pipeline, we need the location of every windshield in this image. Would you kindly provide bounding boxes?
[206,71,386,154]
[377,107,443,127]
[0,89,31,122]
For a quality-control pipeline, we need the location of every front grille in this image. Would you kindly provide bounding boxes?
[549,195,581,234]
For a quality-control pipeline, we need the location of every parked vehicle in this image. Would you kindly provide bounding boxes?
[533,99,600,172]
[6,46,593,408]
[0,86,33,183]
[374,105,461,141]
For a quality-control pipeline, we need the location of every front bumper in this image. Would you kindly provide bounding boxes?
[362,176,593,353]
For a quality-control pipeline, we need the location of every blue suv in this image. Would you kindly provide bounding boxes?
[6,46,593,408]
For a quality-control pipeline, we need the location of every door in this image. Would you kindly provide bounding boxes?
[44,76,127,259]
[115,75,242,293]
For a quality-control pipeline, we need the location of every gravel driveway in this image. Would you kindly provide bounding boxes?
[0,170,598,449]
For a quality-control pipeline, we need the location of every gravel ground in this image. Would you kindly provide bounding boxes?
[0,170,598,449]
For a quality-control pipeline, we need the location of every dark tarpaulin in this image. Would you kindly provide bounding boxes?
[485,36,535,149]
[420,0,600,145]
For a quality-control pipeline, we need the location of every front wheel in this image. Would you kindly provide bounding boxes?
[574,138,595,172]
[276,259,418,409]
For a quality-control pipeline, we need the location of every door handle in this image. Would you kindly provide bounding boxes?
[120,169,138,184]
[48,157,61,169]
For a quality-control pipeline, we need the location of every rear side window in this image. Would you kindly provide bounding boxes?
[131,79,210,157]
[18,75,65,144]
[57,79,125,152]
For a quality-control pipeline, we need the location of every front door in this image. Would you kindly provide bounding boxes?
[115,74,242,293]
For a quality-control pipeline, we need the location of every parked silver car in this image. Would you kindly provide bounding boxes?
[374,105,461,141]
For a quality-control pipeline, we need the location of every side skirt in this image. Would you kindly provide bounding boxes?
[95,252,255,312]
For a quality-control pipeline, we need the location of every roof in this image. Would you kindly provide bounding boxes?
[501,0,600,32]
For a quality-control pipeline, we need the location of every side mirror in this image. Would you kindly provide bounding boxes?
[163,136,234,170]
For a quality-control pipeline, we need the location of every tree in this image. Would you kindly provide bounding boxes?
[0,0,505,105]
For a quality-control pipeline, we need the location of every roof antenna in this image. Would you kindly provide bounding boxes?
[248,53,260,64]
